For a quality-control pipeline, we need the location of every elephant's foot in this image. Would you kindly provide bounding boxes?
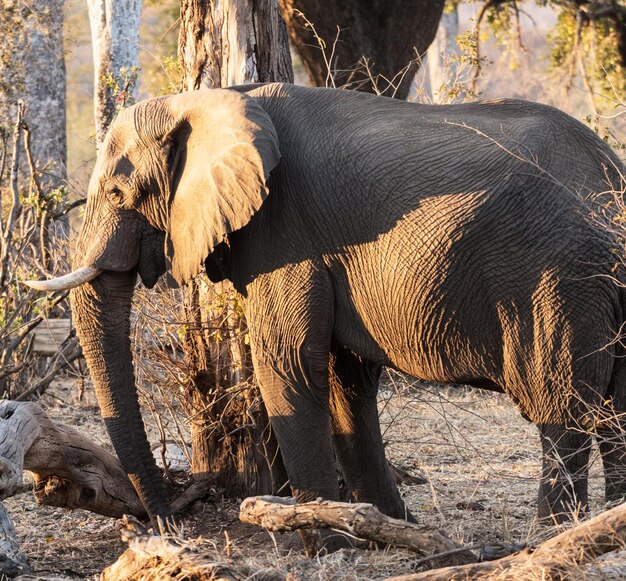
[170,478,218,516]
[299,529,357,557]
[536,489,588,526]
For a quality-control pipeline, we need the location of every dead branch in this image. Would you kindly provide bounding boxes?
[170,478,218,514]
[22,121,51,270]
[15,336,82,401]
[387,501,626,580]
[102,515,285,581]
[0,100,25,287]
[0,128,7,225]
[0,400,145,518]
[239,496,476,567]
[50,196,86,219]
[0,501,30,577]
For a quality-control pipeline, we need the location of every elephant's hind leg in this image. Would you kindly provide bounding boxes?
[598,361,626,503]
[598,424,626,504]
[329,345,413,521]
[538,424,591,523]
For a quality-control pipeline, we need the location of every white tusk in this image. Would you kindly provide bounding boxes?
[24,267,103,292]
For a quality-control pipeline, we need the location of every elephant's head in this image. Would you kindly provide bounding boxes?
[26,89,280,519]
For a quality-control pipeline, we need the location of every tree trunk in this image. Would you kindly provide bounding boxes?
[279,0,445,99]
[87,0,142,147]
[179,0,293,89]
[0,0,67,266]
[0,0,70,398]
[178,0,292,496]
[0,0,66,184]
[0,503,30,577]
[427,6,460,103]
[241,496,476,566]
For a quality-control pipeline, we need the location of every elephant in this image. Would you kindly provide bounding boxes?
[27,82,626,528]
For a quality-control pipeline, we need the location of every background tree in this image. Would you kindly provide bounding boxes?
[177,0,292,496]
[427,4,462,102]
[0,0,80,401]
[0,0,68,270]
[279,0,445,99]
[0,0,66,186]
[87,0,142,146]
[469,0,626,112]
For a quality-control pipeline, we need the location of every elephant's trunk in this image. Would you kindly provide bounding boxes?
[71,269,170,519]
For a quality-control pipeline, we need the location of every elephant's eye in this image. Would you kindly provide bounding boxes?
[108,187,125,207]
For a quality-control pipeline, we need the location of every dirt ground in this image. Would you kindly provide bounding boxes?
[6,371,626,580]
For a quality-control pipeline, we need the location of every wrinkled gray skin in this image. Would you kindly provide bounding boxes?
[70,83,626,524]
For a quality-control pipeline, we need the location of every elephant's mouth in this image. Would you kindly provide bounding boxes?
[25,219,167,292]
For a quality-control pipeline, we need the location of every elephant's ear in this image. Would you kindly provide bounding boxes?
[165,89,280,285]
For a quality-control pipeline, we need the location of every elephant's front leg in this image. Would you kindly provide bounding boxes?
[246,263,339,504]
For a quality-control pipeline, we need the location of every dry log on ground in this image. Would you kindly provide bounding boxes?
[102,516,285,581]
[239,496,476,567]
[0,501,30,577]
[387,501,626,580]
[0,400,144,518]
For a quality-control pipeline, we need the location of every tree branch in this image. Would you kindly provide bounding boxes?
[0,101,25,287]
[387,501,626,580]
[240,496,476,567]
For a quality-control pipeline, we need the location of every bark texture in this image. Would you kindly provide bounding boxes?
[87,0,142,146]
[103,516,285,581]
[0,0,68,267]
[179,0,293,90]
[177,1,291,497]
[279,0,444,99]
[0,400,145,518]
[388,500,626,580]
[0,503,30,577]
[240,496,476,567]
[0,0,66,187]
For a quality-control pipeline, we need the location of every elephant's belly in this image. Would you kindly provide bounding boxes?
[329,258,500,386]
[331,286,486,385]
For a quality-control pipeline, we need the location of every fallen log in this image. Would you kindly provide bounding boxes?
[387,501,626,580]
[0,501,30,577]
[0,400,144,518]
[239,495,476,567]
[102,516,285,581]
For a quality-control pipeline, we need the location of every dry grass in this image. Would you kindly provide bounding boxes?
[5,371,626,579]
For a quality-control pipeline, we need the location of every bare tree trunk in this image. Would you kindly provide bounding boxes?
[87,0,142,147]
[427,6,460,103]
[241,496,476,566]
[178,0,292,496]
[0,0,68,269]
[179,0,293,89]
[0,401,144,518]
[279,0,444,99]
[23,0,67,189]
[0,0,66,184]
[0,503,30,577]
